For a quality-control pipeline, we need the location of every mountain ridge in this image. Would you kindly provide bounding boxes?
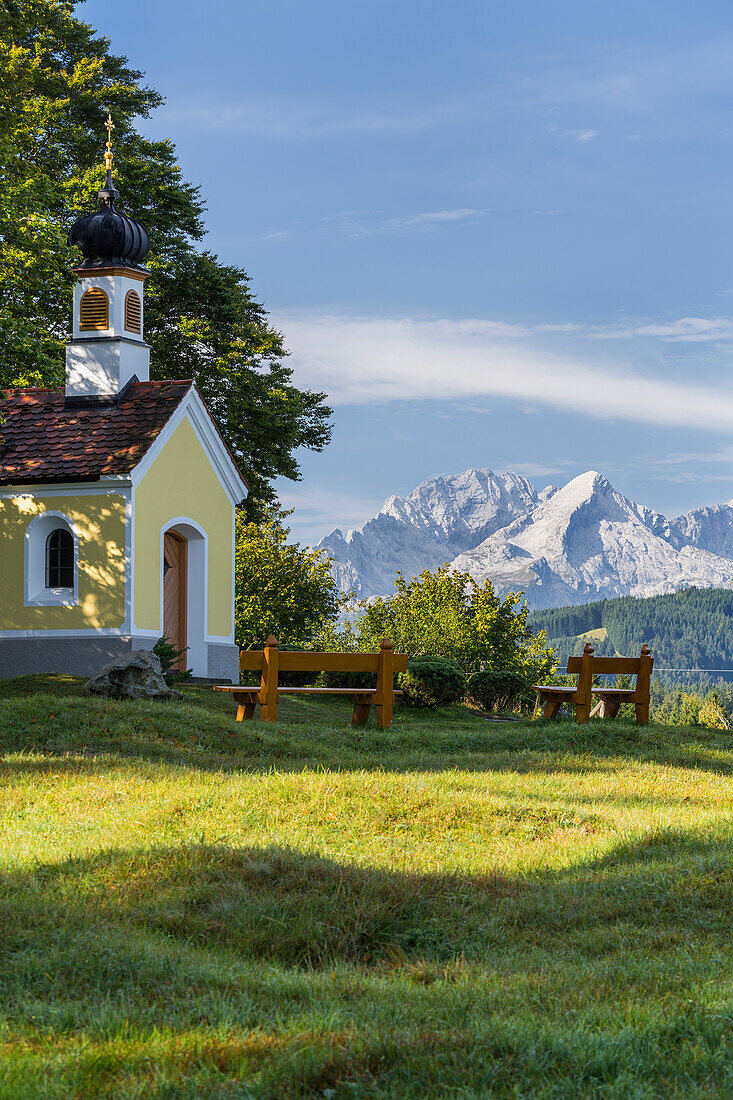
[314,467,733,610]
[316,468,540,598]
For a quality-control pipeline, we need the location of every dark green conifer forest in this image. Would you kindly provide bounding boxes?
[529,586,733,681]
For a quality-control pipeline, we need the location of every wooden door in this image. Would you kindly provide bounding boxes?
[163,531,187,668]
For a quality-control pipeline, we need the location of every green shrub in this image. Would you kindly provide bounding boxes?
[153,634,189,676]
[398,657,467,709]
[323,668,375,690]
[349,563,556,683]
[467,670,526,713]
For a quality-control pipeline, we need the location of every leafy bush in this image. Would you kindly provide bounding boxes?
[398,657,467,709]
[467,670,527,712]
[235,510,343,649]
[323,668,375,690]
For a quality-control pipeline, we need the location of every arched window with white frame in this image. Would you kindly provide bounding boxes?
[24,511,79,607]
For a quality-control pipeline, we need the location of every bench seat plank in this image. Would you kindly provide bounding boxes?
[531,686,576,696]
[214,686,403,696]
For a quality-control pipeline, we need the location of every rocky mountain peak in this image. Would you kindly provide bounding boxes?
[314,467,541,597]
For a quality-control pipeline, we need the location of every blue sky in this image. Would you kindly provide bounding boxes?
[85,0,733,542]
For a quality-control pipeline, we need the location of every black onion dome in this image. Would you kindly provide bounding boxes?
[68,170,150,270]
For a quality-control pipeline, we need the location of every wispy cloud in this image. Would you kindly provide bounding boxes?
[547,126,600,142]
[155,37,733,149]
[278,312,733,431]
[499,461,578,479]
[649,470,733,485]
[158,95,466,139]
[651,444,733,468]
[522,40,733,115]
[324,208,493,236]
[397,208,491,228]
[593,317,733,343]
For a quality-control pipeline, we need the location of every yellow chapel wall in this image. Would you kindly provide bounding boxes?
[133,416,233,638]
[0,493,126,630]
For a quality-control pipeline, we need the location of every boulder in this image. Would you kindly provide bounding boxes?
[83,650,182,701]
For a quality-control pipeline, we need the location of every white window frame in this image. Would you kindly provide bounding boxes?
[24,511,80,607]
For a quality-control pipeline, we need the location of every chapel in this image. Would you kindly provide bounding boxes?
[0,129,247,681]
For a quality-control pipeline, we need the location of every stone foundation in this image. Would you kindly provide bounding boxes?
[0,636,239,683]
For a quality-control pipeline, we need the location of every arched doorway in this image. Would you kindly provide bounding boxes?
[161,520,207,677]
[163,530,187,669]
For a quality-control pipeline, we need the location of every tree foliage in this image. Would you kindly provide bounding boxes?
[0,0,331,515]
[234,511,342,649]
[319,565,556,682]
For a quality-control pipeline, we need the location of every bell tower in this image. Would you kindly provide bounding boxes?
[65,112,151,403]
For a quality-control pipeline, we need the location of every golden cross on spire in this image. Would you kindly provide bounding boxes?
[103,109,114,172]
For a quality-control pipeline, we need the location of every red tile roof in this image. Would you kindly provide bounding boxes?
[0,381,192,485]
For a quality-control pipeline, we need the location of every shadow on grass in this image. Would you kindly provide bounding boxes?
[2,830,733,1097]
[3,828,733,972]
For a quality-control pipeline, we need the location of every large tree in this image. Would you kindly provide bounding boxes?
[0,0,331,517]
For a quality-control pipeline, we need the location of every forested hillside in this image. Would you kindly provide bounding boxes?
[529,587,733,679]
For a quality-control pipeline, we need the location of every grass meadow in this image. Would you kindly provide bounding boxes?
[1,675,732,1097]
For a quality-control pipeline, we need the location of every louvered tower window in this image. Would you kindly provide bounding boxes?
[79,287,109,330]
[124,289,142,334]
[45,528,74,589]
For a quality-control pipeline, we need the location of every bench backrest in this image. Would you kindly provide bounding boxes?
[567,644,653,702]
[239,651,408,674]
[565,643,595,703]
[240,637,408,713]
[592,645,654,701]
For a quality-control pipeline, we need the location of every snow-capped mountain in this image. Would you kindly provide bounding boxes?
[314,468,542,597]
[452,471,733,610]
[315,468,733,609]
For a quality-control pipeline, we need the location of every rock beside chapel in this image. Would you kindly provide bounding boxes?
[83,650,182,700]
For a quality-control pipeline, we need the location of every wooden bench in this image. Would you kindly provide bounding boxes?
[532,642,654,725]
[589,644,653,724]
[532,642,595,724]
[214,636,408,727]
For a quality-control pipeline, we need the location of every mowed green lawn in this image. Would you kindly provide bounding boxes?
[1,677,732,1098]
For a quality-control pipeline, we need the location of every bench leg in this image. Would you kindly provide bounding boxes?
[605,701,621,720]
[375,705,393,729]
[233,694,257,722]
[575,702,591,724]
[351,703,371,727]
[542,699,561,720]
[635,703,650,725]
